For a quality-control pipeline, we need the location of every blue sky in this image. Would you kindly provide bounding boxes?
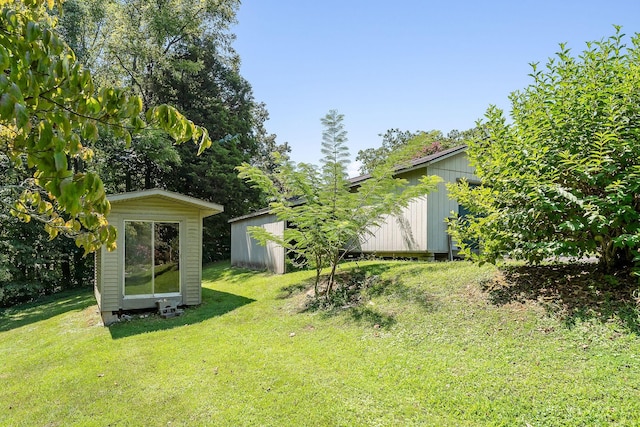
[233,1,640,172]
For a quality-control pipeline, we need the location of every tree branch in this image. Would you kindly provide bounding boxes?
[113,53,149,108]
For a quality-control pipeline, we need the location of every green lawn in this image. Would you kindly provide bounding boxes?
[1,260,639,426]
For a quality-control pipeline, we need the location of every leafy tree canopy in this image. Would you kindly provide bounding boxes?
[449,27,640,273]
[356,127,477,175]
[57,0,287,261]
[0,0,214,253]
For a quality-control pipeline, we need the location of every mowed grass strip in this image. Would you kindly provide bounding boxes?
[1,260,639,426]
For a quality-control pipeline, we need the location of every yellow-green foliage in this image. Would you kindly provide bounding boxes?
[0,1,212,253]
[449,27,640,272]
[238,110,441,296]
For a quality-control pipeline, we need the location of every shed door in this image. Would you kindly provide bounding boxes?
[123,221,181,298]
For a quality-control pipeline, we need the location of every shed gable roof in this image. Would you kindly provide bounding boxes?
[349,145,468,185]
[108,189,223,218]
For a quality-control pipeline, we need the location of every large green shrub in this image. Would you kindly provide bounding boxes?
[450,28,640,272]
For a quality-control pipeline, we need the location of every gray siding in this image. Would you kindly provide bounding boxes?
[358,151,478,256]
[231,214,285,274]
[228,150,477,272]
[359,168,428,254]
[426,153,477,253]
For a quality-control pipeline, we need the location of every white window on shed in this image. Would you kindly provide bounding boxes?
[123,221,180,298]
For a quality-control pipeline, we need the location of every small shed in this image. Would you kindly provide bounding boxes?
[94,189,223,325]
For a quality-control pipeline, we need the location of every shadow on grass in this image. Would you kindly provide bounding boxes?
[277,281,312,299]
[366,275,437,311]
[201,261,270,285]
[348,306,397,328]
[0,288,95,333]
[287,261,437,327]
[109,288,255,339]
[482,263,640,334]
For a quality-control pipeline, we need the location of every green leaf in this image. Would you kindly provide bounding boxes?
[25,21,40,42]
[0,45,9,70]
[37,121,53,148]
[81,122,99,141]
[197,128,212,154]
[14,103,29,130]
[85,97,101,115]
[124,131,132,147]
[53,151,67,172]
[68,133,82,155]
[0,93,14,119]
[7,83,23,103]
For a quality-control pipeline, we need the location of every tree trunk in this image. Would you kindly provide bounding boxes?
[313,252,322,298]
[125,170,132,192]
[600,238,634,273]
[324,252,340,299]
[314,268,321,298]
[61,256,71,286]
[73,249,86,287]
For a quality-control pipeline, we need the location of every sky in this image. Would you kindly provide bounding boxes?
[233,1,640,174]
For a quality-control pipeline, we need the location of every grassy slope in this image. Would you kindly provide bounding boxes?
[1,260,639,426]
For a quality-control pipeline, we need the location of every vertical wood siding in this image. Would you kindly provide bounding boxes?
[183,216,202,305]
[94,249,102,307]
[228,151,477,271]
[358,151,478,256]
[426,153,478,253]
[230,214,285,274]
[99,212,121,312]
[358,169,428,253]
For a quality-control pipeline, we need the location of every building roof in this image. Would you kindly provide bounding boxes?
[108,189,224,218]
[228,206,272,223]
[349,145,468,185]
[228,145,468,223]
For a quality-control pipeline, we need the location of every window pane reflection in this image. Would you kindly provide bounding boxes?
[124,221,153,295]
[124,221,180,296]
[154,223,180,294]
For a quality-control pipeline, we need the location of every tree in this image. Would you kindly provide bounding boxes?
[356,128,476,174]
[238,110,441,297]
[149,34,278,260]
[0,152,92,306]
[0,0,214,253]
[250,102,291,176]
[59,0,286,260]
[356,128,420,174]
[57,0,238,193]
[448,27,640,272]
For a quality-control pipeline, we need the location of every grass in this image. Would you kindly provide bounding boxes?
[1,260,640,426]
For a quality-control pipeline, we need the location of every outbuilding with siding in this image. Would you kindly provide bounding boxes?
[95,189,223,325]
[229,145,478,273]
[229,209,286,274]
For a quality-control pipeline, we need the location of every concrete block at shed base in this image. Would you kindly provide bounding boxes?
[101,311,119,326]
[156,299,184,319]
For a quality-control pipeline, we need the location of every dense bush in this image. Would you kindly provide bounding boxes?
[450,28,640,273]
